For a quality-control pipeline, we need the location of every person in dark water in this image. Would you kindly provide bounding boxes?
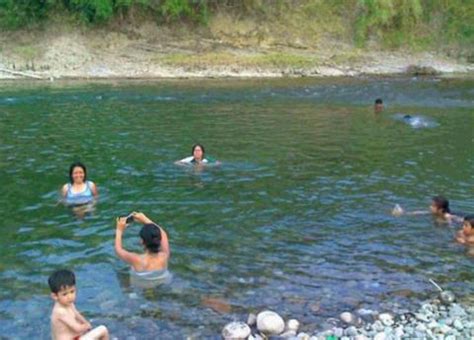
[374,98,384,113]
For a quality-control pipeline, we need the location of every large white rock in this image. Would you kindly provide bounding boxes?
[257,310,285,335]
[222,322,251,339]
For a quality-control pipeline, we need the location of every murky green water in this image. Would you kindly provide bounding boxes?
[0,77,473,338]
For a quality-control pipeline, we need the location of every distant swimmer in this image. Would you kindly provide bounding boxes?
[374,98,384,113]
[61,162,98,206]
[175,144,220,166]
[392,195,463,223]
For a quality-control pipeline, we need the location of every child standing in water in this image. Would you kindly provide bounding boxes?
[456,215,474,246]
[49,269,109,340]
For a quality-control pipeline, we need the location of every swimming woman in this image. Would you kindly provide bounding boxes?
[115,212,170,284]
[175,144,220,165]
[61,162,98,206]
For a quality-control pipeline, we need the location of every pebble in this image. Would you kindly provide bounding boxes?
[279,330,296,338]
[415,313,431,322]
[247,313,257,326]
[354,335,368,340]
[378,313,394,326]
[453,318,464,330]
[440,291,456,304]
[372,320,384,332]
[257,311,285,335]
[222,322,251,339]
[333,327,344,337]
[296,332,310,339]
[416,323,427,332]
[248,334,264,340]
[373,332,386,340]
[340,311,356,324]
[344,326,358,337]
[286,319,300,332]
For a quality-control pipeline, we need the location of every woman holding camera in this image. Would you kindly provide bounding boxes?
[115,212,170,278]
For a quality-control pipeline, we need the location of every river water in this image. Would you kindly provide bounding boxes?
[0,77,473,338]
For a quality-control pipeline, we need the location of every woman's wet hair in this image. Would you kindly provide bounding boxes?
[432,195,450,213]
[375,98,383,104]
[139,224,162,253]
[48,269,75,293]
[69,162,87,184]
[464,215,474,226]
[191,144,205,156]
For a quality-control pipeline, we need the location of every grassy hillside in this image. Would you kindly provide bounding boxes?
[0,0,472,58]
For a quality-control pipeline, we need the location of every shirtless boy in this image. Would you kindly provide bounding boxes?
[49,269,109,340]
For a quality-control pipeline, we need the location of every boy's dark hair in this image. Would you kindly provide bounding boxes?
[432,195,450,213]
[375,98,383,104]
[139,224,162,253]
[464,215,474,226]
[69,162,87,184]
[48,269,76,293]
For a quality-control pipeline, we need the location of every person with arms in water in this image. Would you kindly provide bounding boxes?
[48,269,109,340]
[392,195,463,222]
[374,98,384,113]
[61,162,98,206]
[115,212,170,284]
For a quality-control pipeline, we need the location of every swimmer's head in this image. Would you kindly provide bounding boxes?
[139,224,162,253]
[431,195,450,215]
[192,144,205,162]
[403,114,412,120]
[463,215,474,233]
[374,98,384,113]
[69,162,87,184]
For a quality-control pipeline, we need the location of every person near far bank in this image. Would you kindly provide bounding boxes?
[175,144,220,166]
[61,162,98,206]
[115,212,170,282]
[374,98,384,113]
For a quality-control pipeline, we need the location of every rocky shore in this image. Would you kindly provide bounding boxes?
[222,290,474,340]
[0,26,473,80]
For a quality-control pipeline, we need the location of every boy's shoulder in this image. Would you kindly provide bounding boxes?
[51,303,74,319]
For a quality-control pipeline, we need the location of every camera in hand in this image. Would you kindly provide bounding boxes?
[121,213,134,224]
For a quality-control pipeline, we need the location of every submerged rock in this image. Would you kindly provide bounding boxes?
[440,291,456,304]
[257,310,285,335]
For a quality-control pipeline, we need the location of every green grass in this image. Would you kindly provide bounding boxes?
[12,45,40,60]
[159,52,319,69]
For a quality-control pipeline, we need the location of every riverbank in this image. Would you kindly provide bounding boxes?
[1,21,473,80]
